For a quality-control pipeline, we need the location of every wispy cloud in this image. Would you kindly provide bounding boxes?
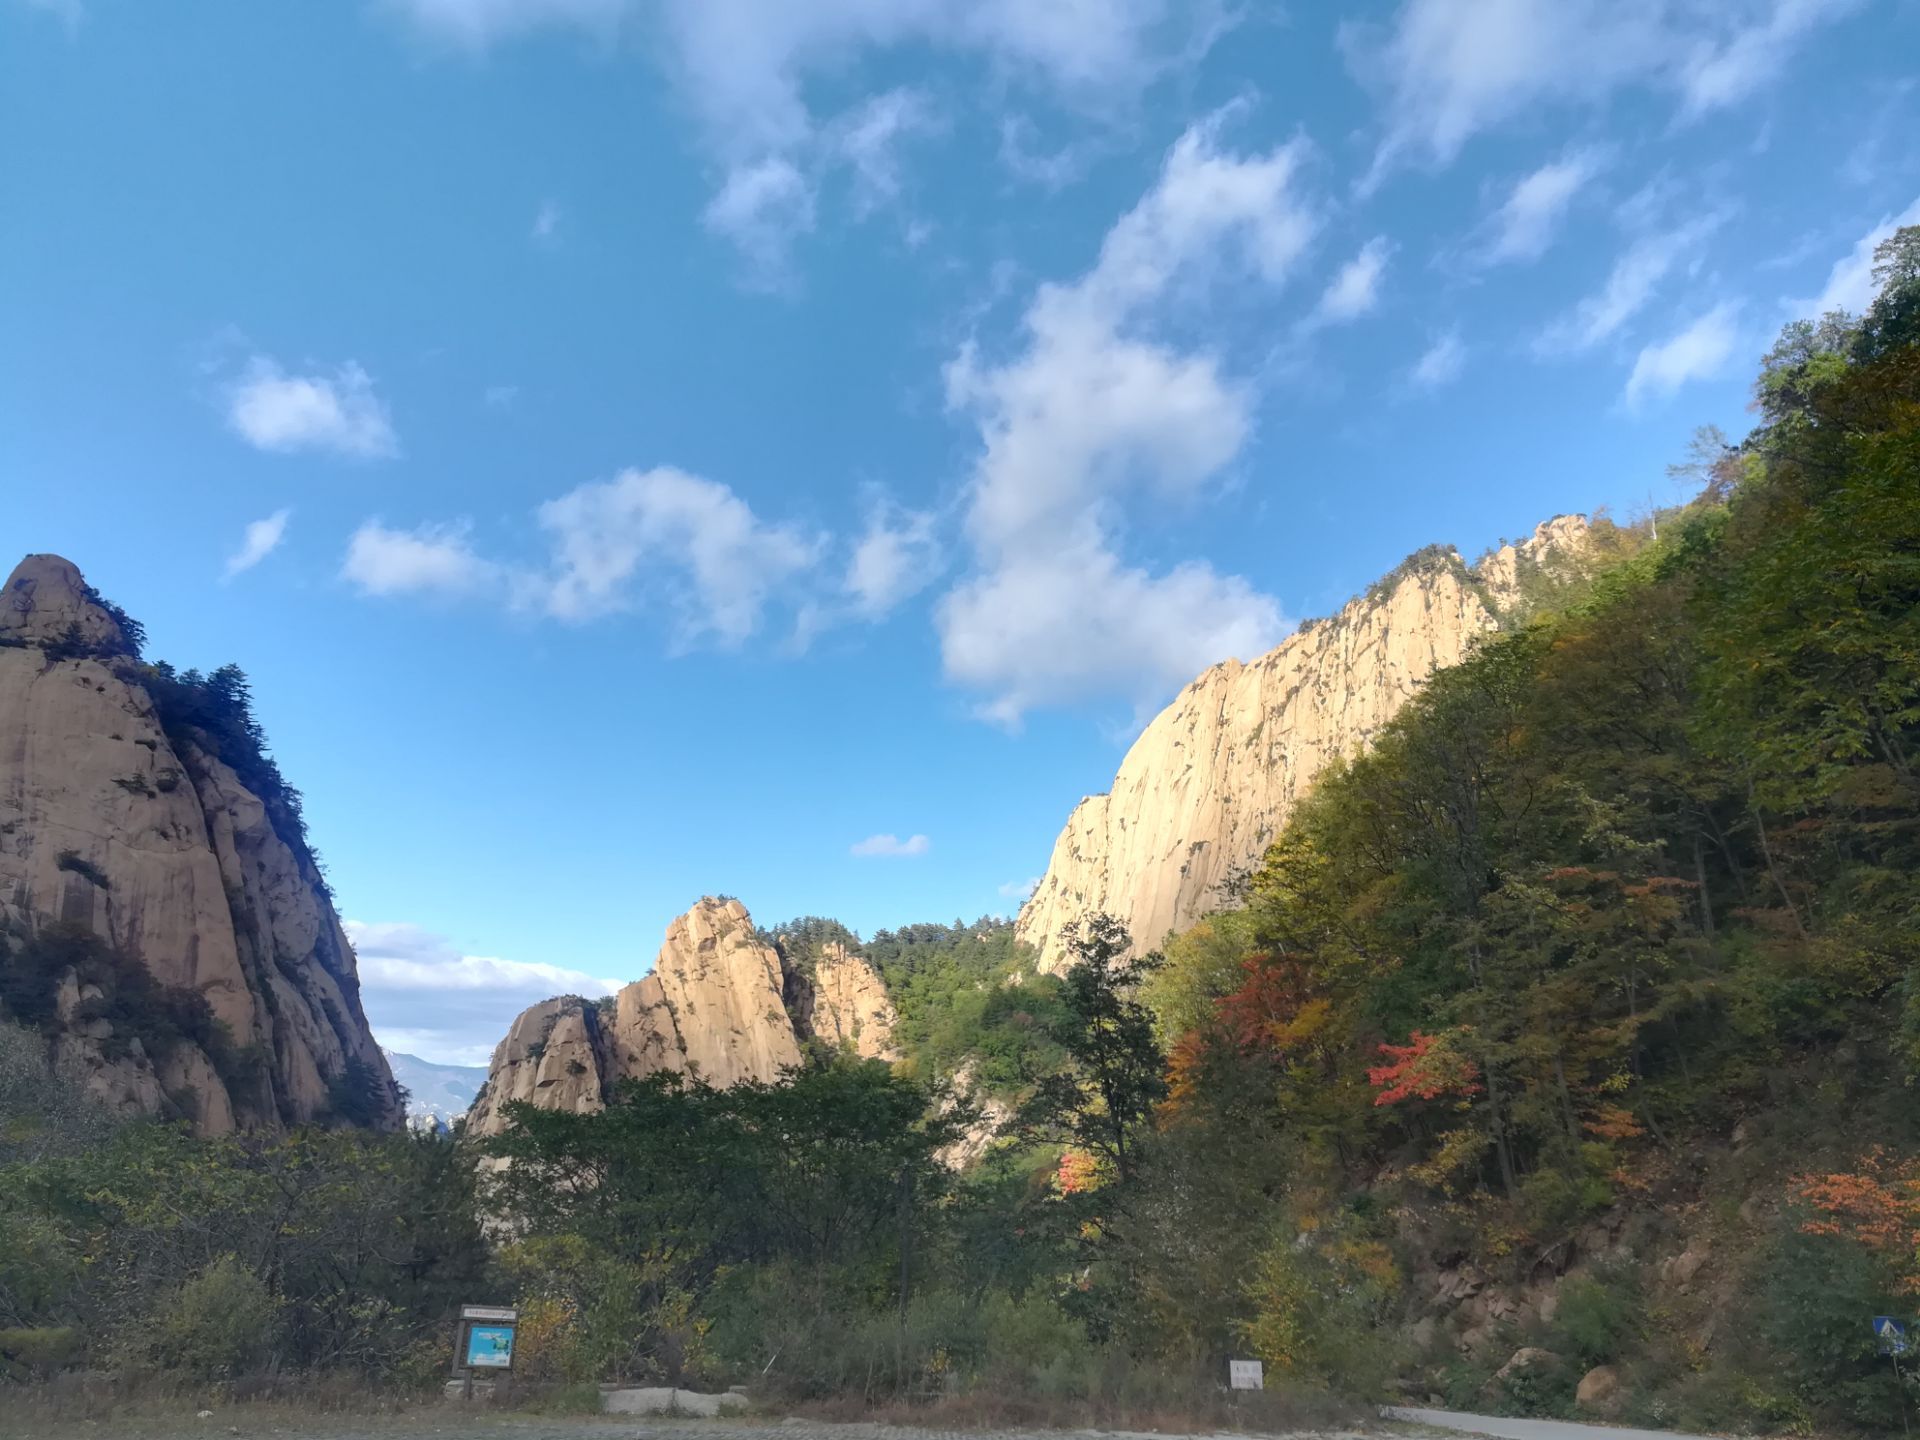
[532,198,562,243]
[1538,214,1724,354]
[1411,332,1466,388]
[1311,236,1392,324]
[1624,300,1742,408]
[1483,148,1606,264]
[1787,193,1920,319]
[224,509,291,579]
[851,832,930,858]
[1346,0,1855,189]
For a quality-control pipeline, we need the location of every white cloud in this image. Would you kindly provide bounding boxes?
[846,502,940,619]
[1538,214,1724,353]
[224,509,291,579]
[1346,0,1854,187]
[1677,0,1859,117]
[348,919,626,1068]
[534,466,820,644]
[1411,332,1466,387]
[224,355,398,459]
[1624,300,1742,408]
[850,832,931,858]
[831,88,938,218]
[1484,149,1606,264]
[940,537,1285,726]
[389,1,1218,275]
[701,157,817,287]
[1788,194,1920,319]
[938,109,1303,722]
[998,876,1040,900]
[342,521,494,597]
[532,198,562,242]
[1313,237,1391,323]
[484,383,520,408]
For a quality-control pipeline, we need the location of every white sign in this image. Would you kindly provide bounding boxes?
[461,1305,518,1322]
[1229,1359,1264,1391]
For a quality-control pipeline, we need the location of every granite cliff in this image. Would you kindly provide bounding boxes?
[1016,517,1593,972]
[465,897,897,1136]
[0,554,402,1133]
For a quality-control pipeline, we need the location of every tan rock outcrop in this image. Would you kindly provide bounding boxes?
[468,897,900,1137]
[0,554,400,1133]
[935,1057,1013,1170]
[1016,518,1592,972]
[464,997,610,1137]
[797,942,899,1062]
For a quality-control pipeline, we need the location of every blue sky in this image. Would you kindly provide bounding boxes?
[5,0,1917,1064]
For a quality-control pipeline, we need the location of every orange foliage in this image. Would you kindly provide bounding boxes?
[1163,952,1329,1118]
[1367,1029,1482,1107]
[1584,1103,1646,1142]
[1793,1146,1920,1291]
[1055,1149,1101,1195]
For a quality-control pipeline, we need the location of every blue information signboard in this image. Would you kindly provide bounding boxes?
[466,1324,516,1368]
[456,1304,519,1376]
[1874,1317,1909,1357]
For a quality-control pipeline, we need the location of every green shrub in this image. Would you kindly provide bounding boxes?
[1547,1268,1642,1367]
[140,1255,281,1379]
[0,1326,83,1379]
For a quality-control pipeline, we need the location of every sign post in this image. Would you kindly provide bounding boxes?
[1228,1359,1264,1391]
[1876,1318,1913,1438]
[453,1305,519,1400]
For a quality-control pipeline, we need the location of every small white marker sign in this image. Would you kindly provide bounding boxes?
[1229,1359,1264,1391]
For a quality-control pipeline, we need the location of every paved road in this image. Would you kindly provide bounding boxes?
[1386,1406,1715,1440]
[2,1416,1371,1440]
[5,1406,1724,1440]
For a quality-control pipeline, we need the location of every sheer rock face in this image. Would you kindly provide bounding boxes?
[1016,518,1592,973]
[467,898,898,1136]
[0,554,401,1133]
[793,942,899,1062]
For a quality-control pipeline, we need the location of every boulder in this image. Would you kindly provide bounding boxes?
[1488,1347,1560,1390]
[1576,1364,1623,1413]
[602,1386,750,1417]
[1664,1240,1710,1288]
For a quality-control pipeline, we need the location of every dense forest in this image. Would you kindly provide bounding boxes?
[2,229,1917,1431]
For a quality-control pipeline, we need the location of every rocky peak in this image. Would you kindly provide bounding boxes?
[1015,515,1593,973]
[466,896,899,1136]
[1,553,131,652]
[0,553,400,1133]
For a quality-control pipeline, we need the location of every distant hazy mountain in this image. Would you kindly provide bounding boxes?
[384,1050,489,1127]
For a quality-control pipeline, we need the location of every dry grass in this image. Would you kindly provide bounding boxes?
[0,1370,431,1435]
